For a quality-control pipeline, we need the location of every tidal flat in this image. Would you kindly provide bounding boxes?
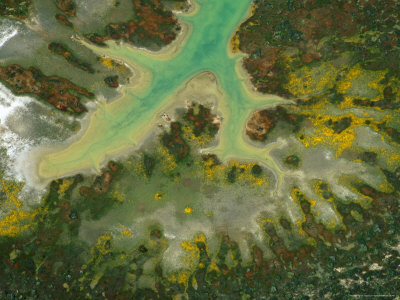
[0,0,399,298]
[34,0,286,184]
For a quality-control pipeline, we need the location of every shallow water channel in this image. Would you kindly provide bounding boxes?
[37,0,287,183]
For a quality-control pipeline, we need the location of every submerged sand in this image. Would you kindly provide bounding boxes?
[30,0,289,188]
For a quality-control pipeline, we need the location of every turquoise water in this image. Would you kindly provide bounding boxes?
[38,0,286,182]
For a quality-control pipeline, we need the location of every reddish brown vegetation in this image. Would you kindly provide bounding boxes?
[201,154,220,166]
[246,106,300,141]
[86,0,179,48]
[108,161,119,173]
[92,171,114,195]
[185,103,220,137]
[246,110,279,141]
[104,75,119,88]
[55,0,75,17]
[0,64,93,113]
[48,42,94,73]
[0,0,31,19]
[162,122,189,161]
[236,0,400,96]
[79,161,120,197]
[55,14,73,27]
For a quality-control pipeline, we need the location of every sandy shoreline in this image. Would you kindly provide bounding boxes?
[112,20,193,61]
[107,0,199,60]
[224,0,288,108]
[32,69,220,186]
[26,3,198,185]
[29,0,287,186]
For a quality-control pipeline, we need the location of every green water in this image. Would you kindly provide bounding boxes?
[38,0,287,183]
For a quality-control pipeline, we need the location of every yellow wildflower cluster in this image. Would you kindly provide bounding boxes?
[58,178,74,199]
[389,153,400,166]
[284,63,339,97]
[184,206,193,214]
[202,157,225,181]
[1,177,23,209]
[325,215,343,231]
[168,271,191,289]
[337,64,388,108]
[123,156,143,175]
[251,3,258,14]
[168,234,209,289]
[292,185,343,236]
[376,147,400,170]
[202,159,267,186]
[378,182,394,194]
[0,177,37,236]
[339,95,358,109]
[299,113,377,156]
[231,32,240,53]
[158,146,178,174]
[311,180,343,228]
[99,56,124,70]
[337,175,373,209]
[367,70,387,92]
[180,233,208,269]
[208,260,220,273]
[312,180,335,202]
[290,188,313,236]
[291,187,316,208]
[94,233,112,255]
[111,186,126,203]
[120,225,132,237]
[181,124,214,147]
[336,66,362,95]
[232,161,267,186]
[99,56,116,69]
[231,4,259,52]
[260,216,275,229]
[0,210,35,236]
[154,192,163,200]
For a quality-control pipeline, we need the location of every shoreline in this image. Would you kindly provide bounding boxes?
[97,0,198,61]
[30,4,197,185]
[32,70,220,185]
[31,0,286,186]
[224,0,290,108]
[72,16,193,64]
[108,20,193,61]
[19,99,102,189]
